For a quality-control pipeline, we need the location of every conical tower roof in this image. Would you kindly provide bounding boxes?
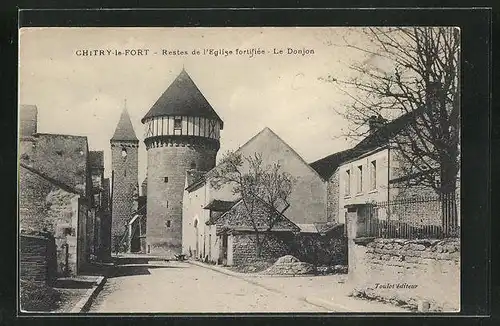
[141,69,223,128]
[111,107,138,142]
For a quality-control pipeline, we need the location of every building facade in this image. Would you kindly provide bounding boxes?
[142,69,223,256]
[182,127,328,264]
[19,104,109,275]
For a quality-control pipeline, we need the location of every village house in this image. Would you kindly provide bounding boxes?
[19,104,111,278]
[312,111,461,311]
[182,127,346,266]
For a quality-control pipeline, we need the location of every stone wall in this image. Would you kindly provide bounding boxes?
[231,232,293,266]
[20,232,57,284]
[19,165,81,276]
[146,143,217,256]
[326,169,340,222]
[27,134,90,196]
[111,141,139,253]
[349,237,460,312]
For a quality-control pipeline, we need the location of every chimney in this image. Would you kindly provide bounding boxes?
[20,104,38,138]
[368,114,387,134]
[426,81,442,108]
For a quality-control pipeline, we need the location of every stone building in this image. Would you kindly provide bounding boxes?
[182,127,332,265]
[110,107,139,253]
[141,69,223,256]
[312,111,460,228]
[19,104,109,275]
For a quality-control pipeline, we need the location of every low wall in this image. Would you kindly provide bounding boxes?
[232,232,292,266]
[349,237,460,312]
[20,232,57,284]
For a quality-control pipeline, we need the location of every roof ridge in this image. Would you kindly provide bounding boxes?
[141,70,223,126]
[111,107,139,142]
[237,127,326,181]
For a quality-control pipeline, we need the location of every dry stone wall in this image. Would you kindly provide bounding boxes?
[349,237,460,312]
[20,232,57,284]
[232,233,293,266]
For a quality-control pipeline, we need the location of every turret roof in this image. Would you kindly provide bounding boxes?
[141,69,223,127]
[111,108,138,142]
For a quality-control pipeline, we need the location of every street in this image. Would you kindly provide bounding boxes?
[88,258,328,313]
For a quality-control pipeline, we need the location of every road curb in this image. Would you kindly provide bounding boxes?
[188,260,355,312]
[69,276,106,313]
[187,260,316,278]
[304,296,353,312]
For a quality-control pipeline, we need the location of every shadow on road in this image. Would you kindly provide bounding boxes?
[108,256,188,278]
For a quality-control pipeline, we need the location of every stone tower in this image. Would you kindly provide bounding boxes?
[110,105,139,253]
[141,69,223,256]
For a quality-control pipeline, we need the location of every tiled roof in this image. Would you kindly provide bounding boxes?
[296,223,318,233]
[141,69,223,126]
[310,110,418,180]
[309,148,359,180]
[204,199,239,211]
[186,169,207,190]
[89,151,104,169]
[111,108,138,142]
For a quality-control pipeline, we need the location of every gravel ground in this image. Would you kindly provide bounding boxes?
[88,261,327,313]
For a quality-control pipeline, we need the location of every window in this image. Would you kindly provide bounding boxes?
[370,160,377,190]
[173,117,182,130]
[190,162,197,169]
[357,165,363,193]
[166,201,169,208]
[344,169,351,196]
[166,220,171,228]
[164,177,169,183]
[121,147,127,158]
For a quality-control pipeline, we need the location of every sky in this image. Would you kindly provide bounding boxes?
[19,27,375,182]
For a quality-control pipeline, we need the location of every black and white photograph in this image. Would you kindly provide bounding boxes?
[18,26,461,314]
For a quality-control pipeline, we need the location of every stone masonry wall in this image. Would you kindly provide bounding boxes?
[232,233,293,266]
[111,141,138,252]
[28,134,90,196]
[19,166,80,276]
[20,233,57,284]
[349,237,460,312]
[326,169,340,223]
[146,143,216,256]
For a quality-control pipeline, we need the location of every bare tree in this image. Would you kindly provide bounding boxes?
[210,151,295,256]
[323,27,460,235]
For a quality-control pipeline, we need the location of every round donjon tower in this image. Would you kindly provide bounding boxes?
[141,69,223,256]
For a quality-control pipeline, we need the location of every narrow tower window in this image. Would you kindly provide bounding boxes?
[174,117,182,130]
[166,220,171,228]
[370,160,377,190]
[164,177,169,183]
[121,147,127,158]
